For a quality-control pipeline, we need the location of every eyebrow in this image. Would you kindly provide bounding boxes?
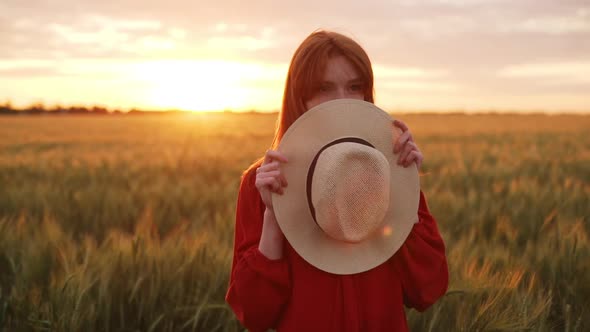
[320,78,363,85]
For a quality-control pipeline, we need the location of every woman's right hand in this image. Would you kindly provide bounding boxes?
[255,149,289,211]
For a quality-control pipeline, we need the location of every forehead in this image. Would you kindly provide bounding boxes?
[321,56,360,82]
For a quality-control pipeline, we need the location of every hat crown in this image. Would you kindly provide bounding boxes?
[311,142,391,243]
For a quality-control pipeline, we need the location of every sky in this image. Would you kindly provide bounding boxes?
[0,0,589,113]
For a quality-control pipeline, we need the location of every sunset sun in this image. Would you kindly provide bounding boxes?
[135,60,253,112]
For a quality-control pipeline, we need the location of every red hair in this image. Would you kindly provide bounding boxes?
[247,30,375,173]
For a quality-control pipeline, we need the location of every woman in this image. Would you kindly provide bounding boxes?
[226,30,448,331]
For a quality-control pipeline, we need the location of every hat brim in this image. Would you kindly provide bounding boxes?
[272,99,420,275]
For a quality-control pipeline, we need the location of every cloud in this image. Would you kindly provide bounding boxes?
[0,0,588,111]
[48,23,130,45]
[498,61,590,84]
[47,15,181,54]
[2,1,588,65]
[206,25,278,52]
[380,81,459,92]
[0,67,60,78]
[374,65,449,79]
[0,59,137,79]
[399,0,511,6]
[0,12,184,59]
[373,64,458,98]
[497,9,590,35]
[398,16,477,39]
[85,15,162,31]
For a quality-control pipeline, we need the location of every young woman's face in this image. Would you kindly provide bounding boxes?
[304,55,365,111]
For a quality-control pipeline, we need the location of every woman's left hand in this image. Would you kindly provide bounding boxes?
[392,119,423,170]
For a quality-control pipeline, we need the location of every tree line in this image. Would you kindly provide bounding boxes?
[0,102,184,115]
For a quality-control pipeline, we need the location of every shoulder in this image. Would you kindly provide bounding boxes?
[241,160,262,185]
[238,158,264,197]
[240,167,256,194]
[235,161,266,223]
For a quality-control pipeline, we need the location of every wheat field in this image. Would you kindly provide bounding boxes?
[0,113,589,331]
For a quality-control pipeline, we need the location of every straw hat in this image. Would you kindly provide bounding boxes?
[271,99,420,275]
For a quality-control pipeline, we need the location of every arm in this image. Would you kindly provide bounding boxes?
[259,208,285,260]
[225,169,291,331]
[392,190,449,312]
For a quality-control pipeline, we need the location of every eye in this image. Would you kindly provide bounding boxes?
[319,84,331,93]
[350,83,363,92]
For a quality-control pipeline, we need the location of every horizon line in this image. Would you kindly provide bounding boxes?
[1,104,589,116]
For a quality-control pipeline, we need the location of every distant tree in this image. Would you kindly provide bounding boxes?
[48,104,66,114]
[91,106,108,114]
[67,106,88,114]
[0,99,13,114]
[2,99,12,109]
[27,102,45,114]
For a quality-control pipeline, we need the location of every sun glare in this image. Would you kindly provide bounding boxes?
[134,60,261,112]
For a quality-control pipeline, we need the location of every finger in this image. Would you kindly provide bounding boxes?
[393,119,409,132]
[256,176,277,188]
[404,150,423,169]
[398,141,416,165]
[404,150,422,168]
[255,177,270,190]
[264,177,281,193]
[270,178,282,193]
[259,171,288,190]
[258,161,280,173]
[264,150,289,164]
[256,177,282,193]
[279,173,288,187]
[394,131,412,153]
[258,170,281,179]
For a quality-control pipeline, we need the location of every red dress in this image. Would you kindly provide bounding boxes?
[226,167,448,332]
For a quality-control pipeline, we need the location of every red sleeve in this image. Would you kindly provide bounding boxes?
[392,190,449,312]
[225,168,291,332]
